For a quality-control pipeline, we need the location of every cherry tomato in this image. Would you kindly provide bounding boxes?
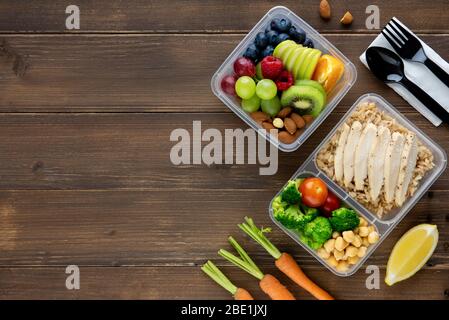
[299,177,328,208]
[320,191,341,217]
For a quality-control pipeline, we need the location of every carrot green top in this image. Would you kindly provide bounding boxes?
[218,236,264,281]
[238,216,282,260]
[201,260,237,295]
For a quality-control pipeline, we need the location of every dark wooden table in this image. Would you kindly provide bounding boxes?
[0,0,448,300]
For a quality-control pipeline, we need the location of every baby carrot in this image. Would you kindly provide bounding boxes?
[201,260,254,300]
[238,217,334,300]
[219,236,295,300]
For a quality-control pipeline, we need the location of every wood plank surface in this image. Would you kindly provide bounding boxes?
[0,0,448,300]
[0,0,448,33]
[0,112,447,191]
[1,266,448,300]
[0,35,448,112]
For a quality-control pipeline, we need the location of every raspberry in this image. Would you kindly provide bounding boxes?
[275,70,294,91]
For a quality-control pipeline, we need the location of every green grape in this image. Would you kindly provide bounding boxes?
[241,94,261,113]
[256,79,277,100]
[261,96,281,117]
[255,62,263,80]
[235,76,256,99]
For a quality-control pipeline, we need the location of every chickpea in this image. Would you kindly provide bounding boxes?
[332,231,341,239]
[336,261,349,272]
[368,231,380,244]
[368,225,375,233]
[353,227,359,234]
[345,245,358,258]
[357,246,367,258]
[342,230,355,243]
[359,217,368,227]
[358,226,369,237]
[335,236,348,251]
[362,237,370,247]
[323,239,335,253]
[348,255,360,265]
[352,235,362,248]
[327,255,338,267]
[317,247,330,259]
[333,249,345,261]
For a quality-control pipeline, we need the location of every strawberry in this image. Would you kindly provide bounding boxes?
[260,56,283,80]
[275,70,294,91]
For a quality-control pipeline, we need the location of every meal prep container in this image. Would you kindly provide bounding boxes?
[211,6,357,152]
[269,93,447,276]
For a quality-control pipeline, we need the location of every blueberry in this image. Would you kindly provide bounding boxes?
[277,33,290,43]
[254,32,268,49]
[261,45,274,58]
[266,30,279,46]
[303,38,314,48]
[265,25,272,34]
[271,18,292,32]
[289,26,306,44]
[243,43,260,62]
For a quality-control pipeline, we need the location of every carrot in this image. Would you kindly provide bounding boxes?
[239,217,334,300]
[234,288,254,300]
[259,274,295,300]
[201,260,254,300]
[275,252,333,300]
[218,236,296,300]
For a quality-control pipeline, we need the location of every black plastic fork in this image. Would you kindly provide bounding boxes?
[382,17,449,86]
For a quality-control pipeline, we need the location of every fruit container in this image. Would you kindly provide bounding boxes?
[269,93,447,276]
[211,6,357,152]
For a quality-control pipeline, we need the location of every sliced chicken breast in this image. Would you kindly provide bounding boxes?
[395,133,418,207]
[384,132,405,203]
[343,121,362,188]
[334,123,350,183]
[354,123,377,190]
[368,126,391,202]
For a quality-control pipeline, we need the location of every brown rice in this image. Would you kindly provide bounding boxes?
[316,101,434,218]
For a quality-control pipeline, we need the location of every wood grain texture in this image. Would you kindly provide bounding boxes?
[0,0,448,300]
[0,266,448,300]
[0,35,448,112]
[0,0,448,33]
[0,189,447,267]
[0,112,447,191]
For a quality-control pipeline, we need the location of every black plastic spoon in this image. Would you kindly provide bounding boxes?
[366,46,449,124]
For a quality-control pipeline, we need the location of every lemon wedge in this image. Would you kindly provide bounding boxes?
[385,224,438,286]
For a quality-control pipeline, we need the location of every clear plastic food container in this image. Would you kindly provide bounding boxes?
[269,93,447,276]
[211,6,357,152]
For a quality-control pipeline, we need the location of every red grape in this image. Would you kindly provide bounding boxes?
[233,57,256,77]
[221,75,237,95]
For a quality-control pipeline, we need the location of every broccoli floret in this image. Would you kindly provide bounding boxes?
[274,204,302,229]
[272,195,287,212]
[299,234,322,250]
[281,180,301,204]
[329,207,360,232]
[300,204,319,218]
[303,217,333,247]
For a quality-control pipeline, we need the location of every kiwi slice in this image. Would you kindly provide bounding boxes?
[292,48,312,80]
[294,79,326,99]
[304,50,322,79]
[273,40,296,59]
[284,46,304,72]
[280,85,325,117]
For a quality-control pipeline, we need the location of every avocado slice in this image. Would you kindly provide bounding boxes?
[273,40,296,59]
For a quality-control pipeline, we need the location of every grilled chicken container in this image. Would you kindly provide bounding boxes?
[270,93,447,276]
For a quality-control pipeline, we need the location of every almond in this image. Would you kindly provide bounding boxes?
[340,11,353,25]
[278,130,300,144]
[290,113,305,129]
[319,0,331,20]
[250,111,270,124]
[284,118,297,135]
[277,107,292,118]
[302,114,314,125]
[262,121,276,131]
